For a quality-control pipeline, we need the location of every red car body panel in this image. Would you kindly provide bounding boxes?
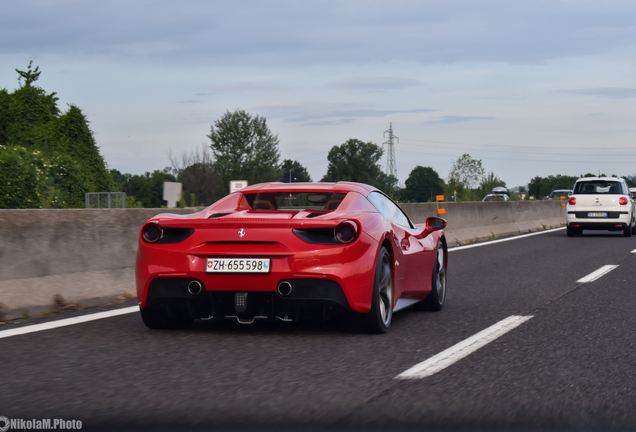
[135,182,446,318]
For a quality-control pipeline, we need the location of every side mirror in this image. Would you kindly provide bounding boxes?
[426,217,446,231]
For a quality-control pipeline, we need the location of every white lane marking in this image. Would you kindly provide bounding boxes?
[448,227,565,252]
[631,249,636,254]
[0,306,138,340]
[396,315,533,380]
[576,265,618,283]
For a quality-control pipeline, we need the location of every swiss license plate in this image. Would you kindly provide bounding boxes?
[587,212,608,217]
[206,258,271,273]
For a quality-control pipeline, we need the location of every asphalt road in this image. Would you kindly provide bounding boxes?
[2,228,636,431]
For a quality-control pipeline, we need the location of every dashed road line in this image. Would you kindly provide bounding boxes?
[576,265,618,283]
[396,315,533,380]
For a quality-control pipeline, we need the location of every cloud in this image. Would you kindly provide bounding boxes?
[268,107,438,125]
[327,108,436,118]
[300,118,356,127]
[215,81,279,92]
[426,115,495,124]
[3,1,636,66]
[328,77,422,90]
[556,87,636,99]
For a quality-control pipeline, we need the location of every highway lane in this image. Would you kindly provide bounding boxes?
[1,228,635,430]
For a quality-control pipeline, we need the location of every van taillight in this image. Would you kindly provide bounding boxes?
[620,197,628,205]
[568,197,576,205]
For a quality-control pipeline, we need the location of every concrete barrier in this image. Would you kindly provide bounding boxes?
[399,200,566,246]
[0,201,566,319]
[0,208,204,320]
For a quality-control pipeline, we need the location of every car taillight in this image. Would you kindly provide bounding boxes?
[568,197,576,205]
[335,220,359,244]
[142,223,162,243]
[620,197,628,205]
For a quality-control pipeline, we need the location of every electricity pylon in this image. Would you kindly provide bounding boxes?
[383,123,398,179]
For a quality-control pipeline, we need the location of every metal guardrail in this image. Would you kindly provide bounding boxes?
[84,192,126,209]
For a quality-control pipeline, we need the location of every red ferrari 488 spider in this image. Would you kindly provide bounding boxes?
[136,182,447,333]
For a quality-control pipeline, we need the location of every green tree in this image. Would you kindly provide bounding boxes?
[527,174,578,199]
[110,168,176,208]
[110,169,132,192]
[207,109,281,192]
[44,154,90,208]
[539,175,578,198]
[448,153,485,190]
[444,178,466,202]
[0,147,41,208]
[478,171,506,198]
[16,60,42,86]
[582,172,608,178]
[178,162,222,206]
[528,176,542,199]
[280,159,312,183]
[54,105,114,192]
[1,62,114,208]
[169,145,223,206]
[0,88,11,145]
[5,62,59,149]
[321,138,397,194]
[403,166,444,202]
[623,176,636,188]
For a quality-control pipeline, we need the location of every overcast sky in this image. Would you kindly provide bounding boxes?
[2,0,636,188]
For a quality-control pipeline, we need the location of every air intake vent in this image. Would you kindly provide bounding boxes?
[208,213,232,219]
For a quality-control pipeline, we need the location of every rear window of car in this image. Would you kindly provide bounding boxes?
[244,192,347,210]
[573,181,623,195]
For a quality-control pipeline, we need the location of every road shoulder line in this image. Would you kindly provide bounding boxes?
[449,227,565,252]
[0,306,138,340]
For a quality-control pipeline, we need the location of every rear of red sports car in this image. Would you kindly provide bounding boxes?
[135,182,446,332]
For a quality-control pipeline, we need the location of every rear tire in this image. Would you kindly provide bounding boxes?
[624,225,632,237]
[567,226,575,237]
[140,307,193,330]
[358,246,393,334]
[417,241,447,311]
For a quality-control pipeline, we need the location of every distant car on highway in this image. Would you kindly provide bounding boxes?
[482,186,509,202]
[547,189,573,200]
[566,177,636,237]
[136,181,448,333]
[630,187,636,202]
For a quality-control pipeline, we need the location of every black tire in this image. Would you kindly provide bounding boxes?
[567,226,575,237]
[140,307,193,330]
[359,246,394,334]
[417,241,447,311]
[624,225,632,237]
[631,220,636,235]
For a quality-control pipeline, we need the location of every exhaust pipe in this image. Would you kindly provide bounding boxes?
[188,280,203,295]
[277,281,293,296]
